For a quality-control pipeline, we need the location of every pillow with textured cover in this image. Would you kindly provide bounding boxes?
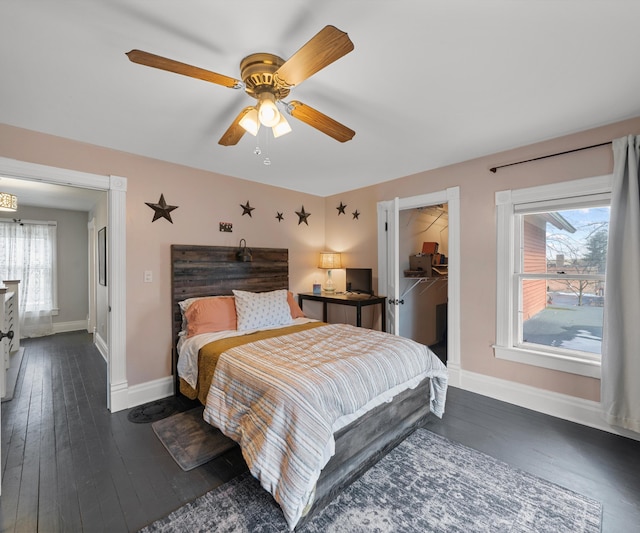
[183,296,237,337]
[233,289,293,331]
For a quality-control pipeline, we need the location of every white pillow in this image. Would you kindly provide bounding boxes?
[232,289,293,331]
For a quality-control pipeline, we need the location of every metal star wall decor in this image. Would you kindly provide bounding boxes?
[352,209,360,220]
[296,206,311,225]
[337,202,347,215]
[145,193,178,223]
[276,212,284,222]
[240,201,255,217]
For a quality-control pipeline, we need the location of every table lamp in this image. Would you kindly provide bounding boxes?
[318,252,342,293]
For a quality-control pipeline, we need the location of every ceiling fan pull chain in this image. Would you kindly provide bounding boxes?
[263,127,271,165]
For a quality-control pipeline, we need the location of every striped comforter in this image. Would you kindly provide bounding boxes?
[203,323,448,529]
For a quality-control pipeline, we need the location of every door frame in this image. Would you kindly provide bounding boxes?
[377,187,460,383]
[0,156,128,412]
[87,218,97,337]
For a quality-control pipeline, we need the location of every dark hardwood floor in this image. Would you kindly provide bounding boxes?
[1,331,639,532]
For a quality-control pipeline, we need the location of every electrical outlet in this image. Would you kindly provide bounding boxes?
[144,270,152,283]
[219,222,233,232]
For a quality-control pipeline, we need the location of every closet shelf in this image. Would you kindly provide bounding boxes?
[401,275,447,300]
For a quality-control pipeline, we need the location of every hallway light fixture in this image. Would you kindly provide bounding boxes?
[0,192,17,212]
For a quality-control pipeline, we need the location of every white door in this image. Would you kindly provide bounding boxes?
[377,198,400,334]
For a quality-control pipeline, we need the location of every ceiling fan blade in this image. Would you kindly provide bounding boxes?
[287,101,355,142]
[126,50,242,89]
[218,107,253,146]
[275,25,354,87]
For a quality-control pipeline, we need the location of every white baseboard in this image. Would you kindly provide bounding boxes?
[445,362,461,387]
[91,330,173,412]
[126,376,174,409]
[457,369,640,442]
[110,380,129,413]
[94,332,108,363]
[52,320,88,334]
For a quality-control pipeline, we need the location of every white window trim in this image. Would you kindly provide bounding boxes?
[494,174,612,378]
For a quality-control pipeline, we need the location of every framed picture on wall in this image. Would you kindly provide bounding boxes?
[98,226,107,286]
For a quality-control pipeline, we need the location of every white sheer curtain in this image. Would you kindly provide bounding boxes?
[0,220,56,337]
[602,135,640,432]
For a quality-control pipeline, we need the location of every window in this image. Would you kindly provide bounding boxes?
[494,175,611,378]
[0,219,58,336]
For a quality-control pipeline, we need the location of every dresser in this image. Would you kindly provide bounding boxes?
[0,280,20,398]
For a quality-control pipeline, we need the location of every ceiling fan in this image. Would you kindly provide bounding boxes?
[126,25,355,146]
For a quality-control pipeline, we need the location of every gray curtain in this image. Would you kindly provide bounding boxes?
[602,135,640,432]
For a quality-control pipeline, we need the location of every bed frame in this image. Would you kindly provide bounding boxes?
[171,244,432,523]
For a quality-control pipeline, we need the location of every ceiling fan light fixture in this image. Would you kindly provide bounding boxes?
[257,92,280,127]
[272,114,292,138]
[239,107,260,136]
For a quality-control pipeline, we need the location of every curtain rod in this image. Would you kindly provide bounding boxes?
[0,218,57,226]
[489,141,612,173]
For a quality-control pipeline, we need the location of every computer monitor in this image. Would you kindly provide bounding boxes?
[346,268,373,295]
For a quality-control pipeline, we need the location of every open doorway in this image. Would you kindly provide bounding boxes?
[0,156,128,412]
[377,187,460,380]
[399,204,449,363]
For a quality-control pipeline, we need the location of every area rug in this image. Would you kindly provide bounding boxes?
[152,406,237,471]
[139,428,602,532]
[127,395,200,424]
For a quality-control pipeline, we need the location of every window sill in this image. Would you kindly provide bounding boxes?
[493,345,601,379]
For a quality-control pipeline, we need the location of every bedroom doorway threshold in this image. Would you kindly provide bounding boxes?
[377,187,460,385]
[0,156,128,413]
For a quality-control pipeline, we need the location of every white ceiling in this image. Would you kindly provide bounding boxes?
[2,0,640,201]
[0,176,103,212]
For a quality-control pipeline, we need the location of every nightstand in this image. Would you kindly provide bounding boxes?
[297,292,387,332]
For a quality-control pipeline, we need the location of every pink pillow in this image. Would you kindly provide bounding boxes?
[287,291,306,319]
[184,296,236,337]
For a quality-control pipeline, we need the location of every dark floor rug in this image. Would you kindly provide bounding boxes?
[138,428,602,532]
[152,406,237,471]
[127,395,199,424]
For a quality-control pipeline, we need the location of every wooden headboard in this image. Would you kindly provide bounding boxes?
[171,244,289,391]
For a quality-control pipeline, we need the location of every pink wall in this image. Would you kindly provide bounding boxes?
[325,116,640,403]
[0,124,326,386]
[3,117,640,403]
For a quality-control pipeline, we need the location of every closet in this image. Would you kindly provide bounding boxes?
[398,205,448,363]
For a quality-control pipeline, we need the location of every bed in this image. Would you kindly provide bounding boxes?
[171,244,448,529]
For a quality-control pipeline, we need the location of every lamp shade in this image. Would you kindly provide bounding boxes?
[0,192,17,212]
[239,107,260,136]
[257,92,280,127]
[272,113,292,138]
[318,252,342,269]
